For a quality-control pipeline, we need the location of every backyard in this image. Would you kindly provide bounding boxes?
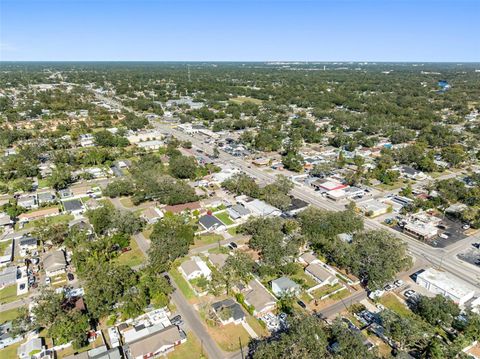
[214,211,234,226]
[115,237,145,268]
[167,332,206,359]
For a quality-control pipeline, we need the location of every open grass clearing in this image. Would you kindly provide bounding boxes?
[169,267,196,301]
[167,331,207,359]
[214,211,234,225]
[115,237,145,268]
[206,322,251,352]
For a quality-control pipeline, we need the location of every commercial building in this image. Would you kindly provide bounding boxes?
[416,268,477,306]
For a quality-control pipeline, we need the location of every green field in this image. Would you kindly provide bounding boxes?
[116,237,145,267]
[20,213,74,230]
[214,212,234,225]
[0,308,21,324]
[170,268,196,300]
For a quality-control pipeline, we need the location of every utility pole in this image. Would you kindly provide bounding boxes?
[239,336,245,359]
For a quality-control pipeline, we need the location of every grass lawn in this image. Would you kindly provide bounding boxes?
[227,226,239,236]
[214,212,234,226]
[379,293,412,318]
[142,226,153,239]
[167,332,207,359]
[116,237,146,268]
[21,213,74,230]
[119,197,135,208]
[230,96,263,105]
[290,267,318,289]
[246,315,269,337]
[0,341,22,359]
[170,268,196,301]
[311,283,343,300]
[376,180,405,191]
[206,322,251,352]
[37,178,50,188]
[0,308,21,324]
[0,285,20,304]
[192,234,223,249]
[0,240,12,256]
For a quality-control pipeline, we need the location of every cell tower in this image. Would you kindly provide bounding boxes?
[187,64,191,82]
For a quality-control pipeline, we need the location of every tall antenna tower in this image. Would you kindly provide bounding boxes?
[187,64,191,82]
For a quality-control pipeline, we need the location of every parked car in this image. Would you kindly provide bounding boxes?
[404,289,416,298]
[67,273,74,281]
[229,242,238,249]
[394,279,404,287]
[439,233,449,239]
[472,243,480,249]
[171,315,183,326]
[45,277,51,285]
[463,224,471,230]
[384,284,394,291]
[297,300,307,309]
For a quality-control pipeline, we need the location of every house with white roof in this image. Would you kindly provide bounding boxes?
[179,256,212,281]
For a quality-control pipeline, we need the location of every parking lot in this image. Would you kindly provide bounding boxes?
[457,247,480,267]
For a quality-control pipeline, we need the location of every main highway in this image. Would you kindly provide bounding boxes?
[153,122,480,291]
[94,92,480,289]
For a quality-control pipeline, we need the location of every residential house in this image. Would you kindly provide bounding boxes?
[63,199,85,215]
[43,250,67,277]
[126,325,186,359]
[79,134,95,147]
[198,214,226,232]
[239,197,281,217]
[284,197,309,216]
[305,263,338,287]
[37,191,56,205]
[399,166,427,181]
[18,207,60,223]
[243,278,277,317]
[179,257,212,281]
[137,140,163,151]
[164,201,200,214]
[211,299,246,325]
[298,252,320,266]
[18,337,43,359]
[0,212,12,228]
[0,266,17,288]
[0,322,23,350]
[208,253,228,269]
[84,198,102,210]
[141,207,164,224]
[17,195,37,209]
[19,237,37,253]
[271,277,301,297]
[227,204,251,220]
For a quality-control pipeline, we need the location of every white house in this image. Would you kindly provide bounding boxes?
[305,263,338,287]
[179,257,212,281]
[271,277,301,297]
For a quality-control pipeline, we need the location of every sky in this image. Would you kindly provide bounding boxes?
[0,0,479,62]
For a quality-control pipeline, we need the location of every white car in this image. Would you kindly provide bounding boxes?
[45,277,51,285]
[439,233,449,239]
[394,279,404,287]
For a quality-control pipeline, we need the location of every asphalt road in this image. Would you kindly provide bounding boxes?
[156,123,480,290]
[169,275,231,359]
[317,290,368,319]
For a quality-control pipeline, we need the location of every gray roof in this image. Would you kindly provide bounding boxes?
[271,276,300,291]
[37,191,56,202]
[18,337,43,357]
[64,199,83,212]
[212,299,245,321]
[180,259,201,276]
[305,263,333,282]
[244,279,277,312]
[19,236,37,247]
[0,266,17,287]
[228,204,250,218]
[0,213,11,226]
[208,253,228,269]
[43,250,66,272]
[199,215,224,230]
